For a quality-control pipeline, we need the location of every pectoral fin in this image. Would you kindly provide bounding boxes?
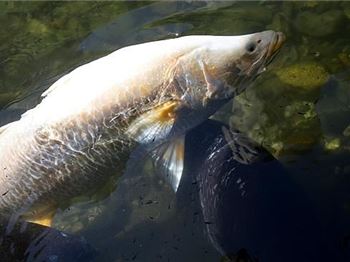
[199,60,225,101]
[151,135,185,192]
[26,210,56,227]
[126,101,179,144]
[126,101,185,192]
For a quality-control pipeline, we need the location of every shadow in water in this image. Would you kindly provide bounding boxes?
[82,119,347,261]
[0,117,347,261]
[180,119,346,262]
[0,218,96,262]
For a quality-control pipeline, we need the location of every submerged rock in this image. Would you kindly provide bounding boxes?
[276,62,329,89]
[316,75,350,152]
[0,92,20,108]
[338,52,350,67]
[230,82,321,157]
[323,137,341,151]
[79,1,203,52]
[343,125,350,137]
[27,18,49,35]
[266,13,291,36]
[343,3,350,20]
[295,10,344,37]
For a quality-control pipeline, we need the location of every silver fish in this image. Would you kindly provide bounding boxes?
[0,31,285,226]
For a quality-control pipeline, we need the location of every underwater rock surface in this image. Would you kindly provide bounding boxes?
[276,62,329,89]
[295,10,345,37]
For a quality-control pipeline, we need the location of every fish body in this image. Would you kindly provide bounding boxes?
[184,120,342,262]
[0,32,284,223]
[0,218,96,261]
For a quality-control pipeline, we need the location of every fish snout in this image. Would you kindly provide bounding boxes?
[218,31,285,98]
[244,30,285,59]
[266,31,285,60]
[237,30,285,77]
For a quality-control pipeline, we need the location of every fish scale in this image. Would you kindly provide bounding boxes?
[0,32,284,225]
[0,109,134,218]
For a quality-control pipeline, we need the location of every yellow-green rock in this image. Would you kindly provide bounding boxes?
[27,19,48,35]
[324,137,341,151]
[343,125,350,137]
[338,52,350,67]
[303,1,318,8]
[276,63,329,89]
[295,10,344,37]
[344,7,350,20]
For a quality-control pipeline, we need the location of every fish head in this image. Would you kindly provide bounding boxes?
[126,32,284,192]
[126,31,285,148]
[171,31,285,109]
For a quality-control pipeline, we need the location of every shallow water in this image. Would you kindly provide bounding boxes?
[0,1,350,261]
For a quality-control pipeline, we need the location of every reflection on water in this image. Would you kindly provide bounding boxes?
[0,1,350,261]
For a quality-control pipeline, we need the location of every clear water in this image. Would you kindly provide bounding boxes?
[0,1,350,261]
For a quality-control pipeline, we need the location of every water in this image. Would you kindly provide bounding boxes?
[0,1,350,261]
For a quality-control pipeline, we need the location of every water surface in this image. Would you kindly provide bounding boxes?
[0,1,350,261]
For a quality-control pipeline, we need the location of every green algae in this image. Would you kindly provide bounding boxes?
[276,63,330,89]
[295,10,345,37]
[0,1,149,94]
[27,19,49,35]
[230,92,321,157]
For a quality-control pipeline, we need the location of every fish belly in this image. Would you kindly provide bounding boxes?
[0,114,132,221]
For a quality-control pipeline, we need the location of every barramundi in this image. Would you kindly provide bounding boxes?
[185,120,334,261]
[0,217,96,261]
[0,31,285,226]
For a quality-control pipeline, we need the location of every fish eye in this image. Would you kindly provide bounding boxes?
[246,42,257,53]
[246,38,262,54]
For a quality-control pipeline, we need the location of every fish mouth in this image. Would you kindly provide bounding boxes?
[266,32,285,62]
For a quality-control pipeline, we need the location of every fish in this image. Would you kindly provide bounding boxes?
[79,1,201,53]
[0,31,285,227]
[79,1,235,53]
[0,217,96,262]
[184,120,344,262]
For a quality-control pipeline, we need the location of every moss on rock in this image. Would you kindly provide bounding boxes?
[27,19,49,35]
[295,10,344,37]
[276,63,329,89]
